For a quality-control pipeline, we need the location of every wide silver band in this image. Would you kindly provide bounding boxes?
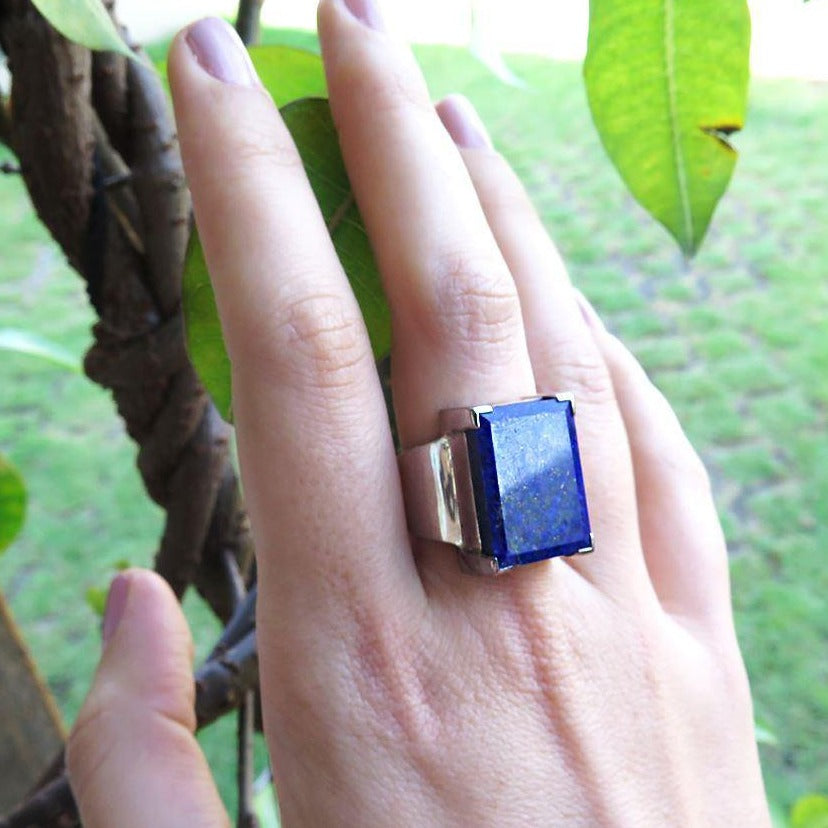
[397,396,593,575]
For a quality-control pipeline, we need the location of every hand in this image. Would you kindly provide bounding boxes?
[66,2,771,825]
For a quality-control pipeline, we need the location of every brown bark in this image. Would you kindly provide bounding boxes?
[0,0,255,619]
[0,595,65,814]
[235,0,265,46]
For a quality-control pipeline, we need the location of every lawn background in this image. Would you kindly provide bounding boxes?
[1,32,826,816]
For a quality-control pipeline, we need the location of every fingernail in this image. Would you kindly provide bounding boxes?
[339,0,386,31]
[102,573,130,646]
[573,289,606,332]
[185,17,258,86]
[436,95,493,150]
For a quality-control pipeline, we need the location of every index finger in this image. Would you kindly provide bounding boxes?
[167,19,417,621]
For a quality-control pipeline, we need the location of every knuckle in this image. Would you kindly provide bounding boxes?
[334,47,432,125]
[423,252,523,356]
[271,291,370,392]
[541,344,617,408]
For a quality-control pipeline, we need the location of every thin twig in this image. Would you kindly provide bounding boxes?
[0,775,79,828]
[237,690,260,828]
[223,546,247,610]
[0,97,12,150]
[209,583,257,662]
[1,629,261,827]
[223,547,259,826]
[235,0,265,46]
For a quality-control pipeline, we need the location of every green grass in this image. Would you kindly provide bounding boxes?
[1,35,827,817]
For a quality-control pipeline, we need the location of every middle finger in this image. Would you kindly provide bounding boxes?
[318,0,536,452]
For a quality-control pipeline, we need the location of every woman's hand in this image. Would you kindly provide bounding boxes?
[66,2,771,825]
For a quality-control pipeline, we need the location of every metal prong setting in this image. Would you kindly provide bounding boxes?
[551,392,576,415]
[457,549,501,575]
[576,532,595,555]
[439,405,494,434]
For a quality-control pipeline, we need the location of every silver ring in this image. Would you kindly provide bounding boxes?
[398,395,594,575]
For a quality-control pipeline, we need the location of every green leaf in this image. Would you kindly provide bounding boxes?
[249,45,327,107]
[183,99,389,419]
[182,229,233,421]
[281,98,389,357]
[0,328,82,373]
[30,0,134,60]
[0,453,26,555]
[85,585,108,617]
[792,795,828,828]
[584,0,751,255]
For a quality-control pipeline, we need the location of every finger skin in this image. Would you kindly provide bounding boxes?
[318,1,536,452]
[167,20,415,617]
[580,301,733,624]
[66,570,228,828]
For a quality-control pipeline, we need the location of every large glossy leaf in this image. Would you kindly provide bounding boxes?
[281,98,389,356]
[0,328,82,373]
[30,0,134,60]
[183,98,388,420]
[584,0,750,255]
[182,228,232,420]
[249,45,327,106]
[0,453,26,555]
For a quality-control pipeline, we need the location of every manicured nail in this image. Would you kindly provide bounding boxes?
[573,289,606,332]
[102,573,130,646]
[436,95,493,150]
[185,17,258,86]
[339,0,386,31]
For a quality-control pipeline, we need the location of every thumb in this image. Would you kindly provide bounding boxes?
[66,569,229,828]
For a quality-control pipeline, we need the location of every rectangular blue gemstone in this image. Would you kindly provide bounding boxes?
[465,398,591,568]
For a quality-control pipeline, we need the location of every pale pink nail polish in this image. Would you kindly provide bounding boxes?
[102,573,130,646]
[185,17,258,86]
[436,95,493,150]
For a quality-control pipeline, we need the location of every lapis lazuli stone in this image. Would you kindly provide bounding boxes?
[465,398,591,568]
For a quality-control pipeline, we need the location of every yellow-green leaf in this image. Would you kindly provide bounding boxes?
[30,0,134,60]
[792,795,828,828]
[249,45,327,107]
[584,0,751,255]
[0,453,26,555]
[85,585,108,617]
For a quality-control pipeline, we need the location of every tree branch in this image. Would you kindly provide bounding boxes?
[237,691,259,828]
[235,0,265,46]
[0,0,256,621]
[0,96,12,149]
[1,629,260,827]
[0,775,79,828]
